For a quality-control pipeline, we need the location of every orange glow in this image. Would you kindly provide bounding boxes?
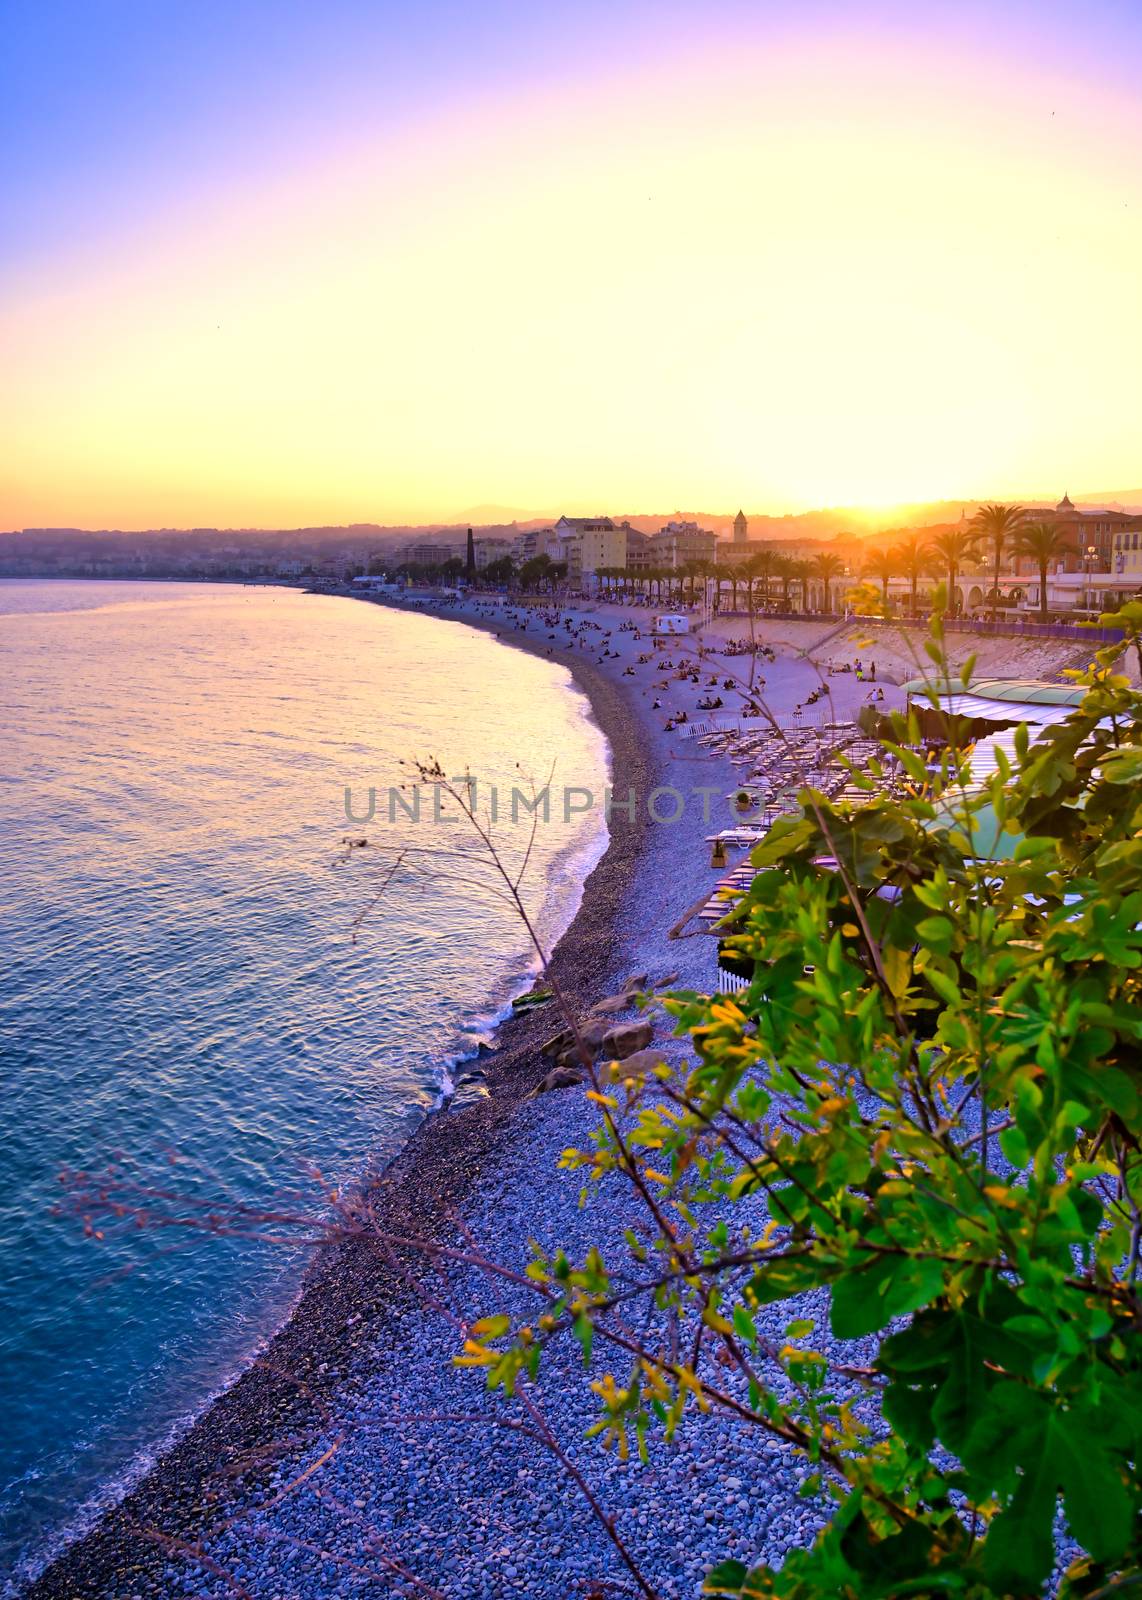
[2,36,1140,528]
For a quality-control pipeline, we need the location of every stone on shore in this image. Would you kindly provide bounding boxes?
[588,992,639,1016]
[533,1064,586,1094]
[540,1028,573,1059]
[598,1047,666,1084]
[580,1017,612,1053]
[601,1019,653,1059]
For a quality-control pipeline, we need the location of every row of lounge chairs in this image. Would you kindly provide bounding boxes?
[703,723,908,849]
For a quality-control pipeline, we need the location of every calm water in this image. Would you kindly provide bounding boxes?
[0,581,608,1581]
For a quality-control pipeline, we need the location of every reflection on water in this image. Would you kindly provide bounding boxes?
[0,580,608,1577]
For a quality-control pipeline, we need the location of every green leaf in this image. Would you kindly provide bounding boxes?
[915,915,955,954]
[573,1313,593,1365]
[470,1314,511,1339]
[749,1255,829,1305]
[732,1304,757,1345]
[830,1254,943,1340]
[702,1559,748,1595]
[882,1380,936,1451]
[983,1457,1057,1593]
[1057,1415,1134,1562]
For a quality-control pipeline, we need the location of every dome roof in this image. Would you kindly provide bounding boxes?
[1057,491,1074,512]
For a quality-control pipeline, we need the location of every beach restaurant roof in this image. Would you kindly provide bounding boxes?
[900,678,1087,732]
[901,677,1087,711]
[913,693,1082,727]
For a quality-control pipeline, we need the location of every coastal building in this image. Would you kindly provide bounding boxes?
[715,535,852,569]
[401,541,459,567]
[513,527,563,563]
[1015,569,1138,614]
[1111,516,1142,582]
[552,515,628,587]
[625,527,654,571]
[648,523,718,568]
[733,509,747,543]
[1008,493,1137,577]
[1047,492,1134,570]
[472,536,515,570]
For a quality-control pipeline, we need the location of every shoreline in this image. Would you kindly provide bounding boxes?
[24,600,659,1599]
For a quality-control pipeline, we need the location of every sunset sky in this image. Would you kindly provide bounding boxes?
[2,0,1141,530]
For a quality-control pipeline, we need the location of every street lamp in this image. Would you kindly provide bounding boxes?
[1084,544,1098,612]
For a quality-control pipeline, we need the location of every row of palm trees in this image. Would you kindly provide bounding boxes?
[600,512,1071,625]
[864,506,1073,623]
[594,551,850,615]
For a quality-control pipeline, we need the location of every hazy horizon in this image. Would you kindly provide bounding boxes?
[6,484,1142,540]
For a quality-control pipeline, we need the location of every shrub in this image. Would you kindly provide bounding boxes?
[464,616,1142,1598]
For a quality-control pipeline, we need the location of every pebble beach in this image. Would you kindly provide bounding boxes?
[23,591,935,1599]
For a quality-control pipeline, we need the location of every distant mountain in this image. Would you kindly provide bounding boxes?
[6,490,1141,549]
[1071,490,1142,511]
[450,504,561,527]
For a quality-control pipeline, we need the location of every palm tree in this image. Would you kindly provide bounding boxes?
[692,559,707,604]
[863,547,897,611]
[929,528,980,616]
[1015,521,1070,622]
[721,565,740,612]
[972,503,1025,623]
[740,553,770,620]
[889,534,933,618]
[484,555,515,587]
[757,549,775,604]
[691,558,716,611]
[812,552,846,616]
[789,558,812,612]
[772,554,795,611]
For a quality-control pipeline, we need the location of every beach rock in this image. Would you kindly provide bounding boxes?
[580,1017,612,1054]
[599,1047,666,1084]
[540,1027,572,1059]
[601,1019,653,1059]
[588,992,638,1016]
[555,1042,593,1072]
[625,971,650,991]
[533,1065,586,1094]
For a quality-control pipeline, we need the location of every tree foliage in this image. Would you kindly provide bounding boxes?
[462,611,1142,1598]
[972,504,1026,624]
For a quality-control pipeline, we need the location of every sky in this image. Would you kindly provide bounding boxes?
[2,0,1141,530]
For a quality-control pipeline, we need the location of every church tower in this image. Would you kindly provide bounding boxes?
[733,509,747,544]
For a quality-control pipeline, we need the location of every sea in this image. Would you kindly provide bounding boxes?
[0,579,609,1583]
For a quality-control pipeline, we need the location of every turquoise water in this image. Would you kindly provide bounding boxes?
[0,581,608,1581]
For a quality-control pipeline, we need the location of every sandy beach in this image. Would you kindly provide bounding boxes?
[22,592,923,1599]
